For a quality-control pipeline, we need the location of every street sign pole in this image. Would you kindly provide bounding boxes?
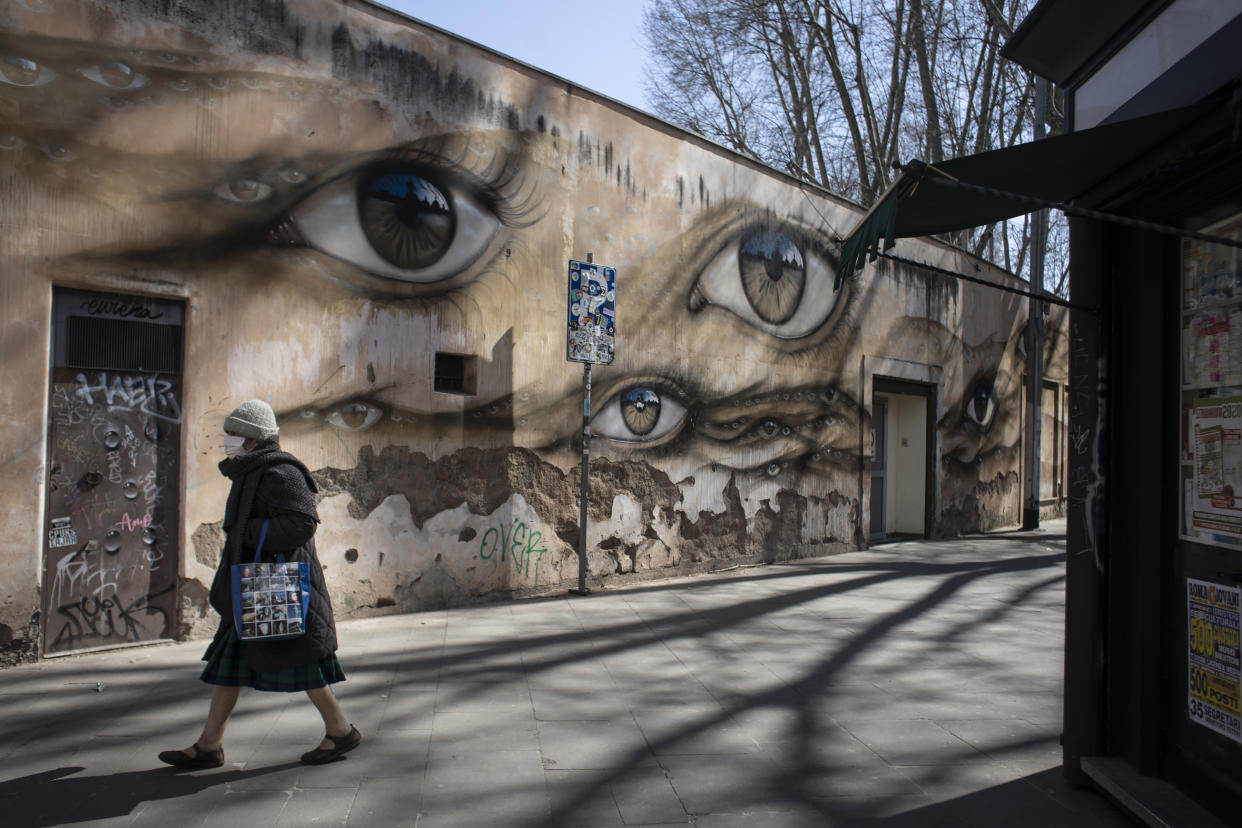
[569,252,595,596]
[571,357,592,595]
[565,252,614,597]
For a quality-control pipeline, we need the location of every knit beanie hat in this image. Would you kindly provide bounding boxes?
[224,399,279,441]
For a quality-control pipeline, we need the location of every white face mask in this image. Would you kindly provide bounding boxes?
[223,435,248,457]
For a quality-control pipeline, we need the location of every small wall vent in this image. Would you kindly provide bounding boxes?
[434,352,477,395]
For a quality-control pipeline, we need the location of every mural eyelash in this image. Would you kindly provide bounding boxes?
[371,140,541,229]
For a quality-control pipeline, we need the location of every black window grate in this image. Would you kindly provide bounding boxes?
[434,352,465,392]
[64,316,183,373]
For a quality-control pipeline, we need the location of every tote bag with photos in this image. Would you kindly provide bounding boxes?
[231,520,311,641]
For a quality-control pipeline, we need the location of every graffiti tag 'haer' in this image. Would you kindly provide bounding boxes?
[74,372,182,424]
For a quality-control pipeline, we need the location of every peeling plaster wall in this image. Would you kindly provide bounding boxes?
[0,0,1066,659]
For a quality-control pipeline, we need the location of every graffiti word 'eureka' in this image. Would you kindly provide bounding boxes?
[79,298,164,320]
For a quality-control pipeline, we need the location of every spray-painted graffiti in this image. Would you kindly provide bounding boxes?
[41,370,181,653]
[1070,422,1090,456]
[49,541,114,611]
[116,512,154,532]
[1067,319,1106,574]
[78,297,165,320]
[479,519,548,586]
[74,373,182,424]
[50,384,92,427]
[51,585,175,650]
[106,449,123,484]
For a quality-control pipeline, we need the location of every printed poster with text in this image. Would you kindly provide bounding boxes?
[1188,579,1242,742]
[1191,397,1242,542]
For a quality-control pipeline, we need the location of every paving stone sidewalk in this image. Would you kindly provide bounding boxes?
[0,520,1133,827]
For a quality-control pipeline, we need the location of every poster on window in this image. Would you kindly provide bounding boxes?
[566,259,616,365]
[1191,397,1242,542]
[1188,579,1242,742]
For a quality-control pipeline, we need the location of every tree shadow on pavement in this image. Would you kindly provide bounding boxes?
[1,762,300,828]
[485,549,1122,828]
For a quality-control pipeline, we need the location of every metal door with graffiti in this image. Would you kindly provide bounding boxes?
[42,288,184,655]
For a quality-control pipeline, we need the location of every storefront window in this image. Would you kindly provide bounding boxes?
[1181,214,1242,548]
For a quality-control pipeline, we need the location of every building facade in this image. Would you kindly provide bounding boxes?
[0,0,1065,663]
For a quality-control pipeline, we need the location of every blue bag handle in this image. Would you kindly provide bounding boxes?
[252,519,271,564]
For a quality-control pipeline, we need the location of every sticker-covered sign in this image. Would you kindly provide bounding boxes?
[1188,578,1242,742]
[567,259,616,365]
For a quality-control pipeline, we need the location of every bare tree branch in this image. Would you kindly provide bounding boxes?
[642,0,1068,296]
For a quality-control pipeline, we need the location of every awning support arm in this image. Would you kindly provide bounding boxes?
[875,248,1086,312]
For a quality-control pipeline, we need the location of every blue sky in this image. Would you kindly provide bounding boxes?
[377,1,651,112]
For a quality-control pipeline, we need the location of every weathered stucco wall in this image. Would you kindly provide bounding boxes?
[0,0,1061,661]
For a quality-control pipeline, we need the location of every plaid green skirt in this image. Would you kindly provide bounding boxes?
[201,626,345,692]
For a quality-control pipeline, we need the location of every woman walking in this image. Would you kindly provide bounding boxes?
[159,400,361,768]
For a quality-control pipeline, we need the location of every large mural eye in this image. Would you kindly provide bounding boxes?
[1,56,57,87]
[270,161,504,283]
[964,381,996,431]
[689,222,840,339]
[594,385,689,445]
[288,399,387,434]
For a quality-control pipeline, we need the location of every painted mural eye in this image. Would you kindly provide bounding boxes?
[689,222,840,339]
[274,163,502,283]
[43,145,76,162]
[79,62,149,90]
[325,402,384,432]
[1,56,57,87]
[214,179,273,204]
[964,382,996,431]
[739,230,805,324]
[594,385,689,444]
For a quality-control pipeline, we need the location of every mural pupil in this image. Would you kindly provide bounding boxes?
[738,230,805,324]
[620,388,662,436]
[359,172,454,269]
[2,56,39,85]
[100,61,134,87]
[970,385,993,425]
[338,402,372,430]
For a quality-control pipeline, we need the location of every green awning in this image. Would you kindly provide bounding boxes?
[836,99,1232,286]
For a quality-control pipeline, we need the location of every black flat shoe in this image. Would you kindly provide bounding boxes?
[300,724,362,765]
[158,743,224,769]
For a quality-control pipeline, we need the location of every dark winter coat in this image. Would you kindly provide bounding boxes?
[207,439,338,672]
